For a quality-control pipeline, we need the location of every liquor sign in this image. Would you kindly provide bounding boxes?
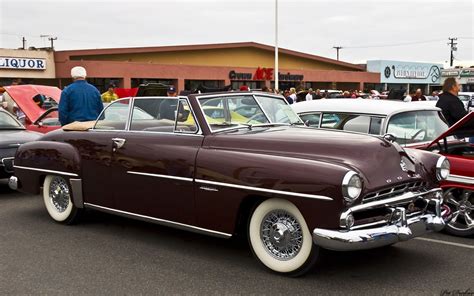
[0,57,47,70]
[367,60,442,84]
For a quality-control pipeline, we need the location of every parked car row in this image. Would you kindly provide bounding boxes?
[6,90,454,276]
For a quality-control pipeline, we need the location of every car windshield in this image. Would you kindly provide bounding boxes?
[0,111,23,129]
[198,94,302,131]
[458,94,470,102]
[387,110,449,144]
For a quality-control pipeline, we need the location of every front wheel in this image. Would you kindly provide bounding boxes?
[443,188,474,237]
[43,175,82,224]
[248,198,319,276]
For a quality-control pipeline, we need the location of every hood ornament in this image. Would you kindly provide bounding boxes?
[382,133,397,143]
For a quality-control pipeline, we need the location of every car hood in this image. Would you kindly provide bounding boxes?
[0,130,41,148]
[207,126,423,191]
[427,112,474,148]
[4,85,61,122]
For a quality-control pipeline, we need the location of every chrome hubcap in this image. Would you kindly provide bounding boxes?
[260,210,303,260]
[49,177,70,213]
[445,189,474,231]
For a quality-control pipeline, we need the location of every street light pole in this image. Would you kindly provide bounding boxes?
[274,0,279,92]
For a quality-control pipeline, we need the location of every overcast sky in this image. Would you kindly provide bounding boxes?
[1,0,473,66]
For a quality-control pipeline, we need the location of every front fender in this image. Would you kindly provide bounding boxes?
[13,141,81,194]
[195,148,351,231]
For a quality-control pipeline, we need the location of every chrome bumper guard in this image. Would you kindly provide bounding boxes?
[313,188,445,251]
[8,176,18,190]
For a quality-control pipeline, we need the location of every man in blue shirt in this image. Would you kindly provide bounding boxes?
[59,66,103,126]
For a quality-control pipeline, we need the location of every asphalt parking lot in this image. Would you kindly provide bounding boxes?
[1,182,473,295]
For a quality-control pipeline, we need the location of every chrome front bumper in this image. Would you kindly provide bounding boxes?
[313,188,445,251]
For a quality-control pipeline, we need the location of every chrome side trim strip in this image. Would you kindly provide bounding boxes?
[195,179,333,201]
[69,179,84,209]
[127,171,193,182]
[446,174,474,185]
[83,203,232,238]
[13,165,79,177]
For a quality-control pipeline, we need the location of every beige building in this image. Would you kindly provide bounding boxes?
[0,48,56,86]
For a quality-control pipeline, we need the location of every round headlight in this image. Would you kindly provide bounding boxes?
[342,171,363,202]
[436,156,450,180]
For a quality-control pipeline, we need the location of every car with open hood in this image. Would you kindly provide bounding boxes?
[293,99,473,236]
[0,108,41,180]
[2,85,61,133]
[10,91,448,275]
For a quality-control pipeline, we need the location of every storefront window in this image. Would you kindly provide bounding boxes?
[185,80,224,91]
[231,81,263,90]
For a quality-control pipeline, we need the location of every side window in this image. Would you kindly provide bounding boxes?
[320,113,341,128]
[321,113,371,133]
[369,117,382,135]
[94,99,130,130]
[342,115,370,133]
[129,97,198,133]
[299,113,321,127]
[174,99,198,133]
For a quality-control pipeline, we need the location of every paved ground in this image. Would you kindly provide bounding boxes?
[1,182,473,295]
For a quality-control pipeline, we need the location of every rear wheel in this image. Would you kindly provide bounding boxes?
[248,198,318,276]
[443,188,474,237]
[43,175,82,224]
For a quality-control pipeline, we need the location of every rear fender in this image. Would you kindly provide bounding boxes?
[13,141,82,205]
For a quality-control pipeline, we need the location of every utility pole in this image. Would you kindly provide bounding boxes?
[22,37,26,49]
[448,37,457,67]
[48,37,58,50]
[274,0,279,92]
[333,46,343,61]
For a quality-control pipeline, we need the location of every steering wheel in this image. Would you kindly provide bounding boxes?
[246,112,265,124]
[234,105,256,116]
[411,129,427,141]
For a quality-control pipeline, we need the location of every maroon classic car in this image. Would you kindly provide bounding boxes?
[10,92,449,276]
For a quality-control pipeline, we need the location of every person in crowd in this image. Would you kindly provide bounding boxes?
[432,91,440,100]
[411,89,427,101]
[305,88,314,101]
[261,86,271,92]
[313,89,323,100]
[167,85,177,97]
[404,90,414,102]
[12,102,26,124]
[289,88,297,103]
[0,86,6,109]
[101,84,119,103]
[284,90,293,104]
[58,66,104,126]
[351,90,357,98]
[436,78,467,126]
[343,91,351,98]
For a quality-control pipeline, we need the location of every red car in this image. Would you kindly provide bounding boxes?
[2,85,61,133]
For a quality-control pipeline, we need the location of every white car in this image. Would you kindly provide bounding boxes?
[292,99,449,145]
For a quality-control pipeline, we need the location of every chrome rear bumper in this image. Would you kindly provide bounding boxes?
[313,189,445,251]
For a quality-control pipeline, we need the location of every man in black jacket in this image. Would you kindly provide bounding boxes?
[436,78,467,126]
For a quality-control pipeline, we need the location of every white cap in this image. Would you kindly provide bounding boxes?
[71,66,87,78]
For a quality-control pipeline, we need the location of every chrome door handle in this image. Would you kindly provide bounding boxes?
[112,138,126,150]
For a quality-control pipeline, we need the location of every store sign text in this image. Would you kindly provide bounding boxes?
[0,57,47,70]
[229,68,304,81]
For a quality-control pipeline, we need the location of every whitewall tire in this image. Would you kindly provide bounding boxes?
[248,198,318,276]
[43,175,81,224]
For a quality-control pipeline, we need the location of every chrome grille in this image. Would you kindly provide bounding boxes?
[362,181,427,204]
